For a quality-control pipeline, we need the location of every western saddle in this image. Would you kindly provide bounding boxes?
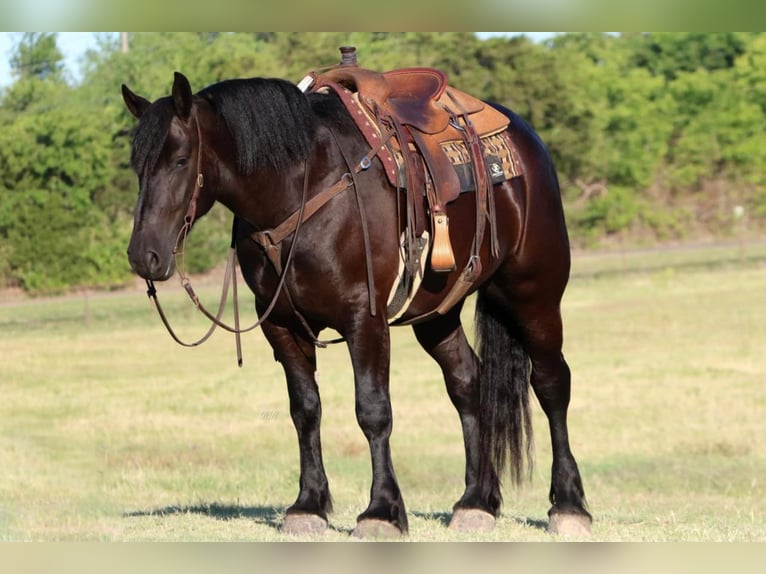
[302,47,518,317]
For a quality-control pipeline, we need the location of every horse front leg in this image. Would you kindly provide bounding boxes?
[346,314,408,538]
[260,319,332,535]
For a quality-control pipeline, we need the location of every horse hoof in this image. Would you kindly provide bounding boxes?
[448,508,496,532]
[280,513,328,536]
[547,513,592,537]
[351,519,403,540]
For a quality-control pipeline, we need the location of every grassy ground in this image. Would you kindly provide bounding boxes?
[0,243,764,541]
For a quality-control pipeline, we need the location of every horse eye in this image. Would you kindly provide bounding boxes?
[174,157,188,168]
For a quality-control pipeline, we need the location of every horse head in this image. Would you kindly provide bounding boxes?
[122,72,211,281]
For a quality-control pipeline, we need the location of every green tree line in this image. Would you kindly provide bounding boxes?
[1,32,764,293]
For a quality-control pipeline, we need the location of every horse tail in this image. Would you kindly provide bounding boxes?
[475,288,534,505]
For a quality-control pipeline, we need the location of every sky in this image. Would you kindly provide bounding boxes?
[0,31,112,88]
[0,32,556,89]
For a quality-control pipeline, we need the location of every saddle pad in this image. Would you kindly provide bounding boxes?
[393,131,522,194]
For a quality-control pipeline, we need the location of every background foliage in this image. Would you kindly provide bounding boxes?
[1,32,764,293]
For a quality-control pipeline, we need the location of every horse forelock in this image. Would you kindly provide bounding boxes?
[131,97,175,176]
[199,78,317,174]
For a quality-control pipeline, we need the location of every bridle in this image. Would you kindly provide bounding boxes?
[144,110,391,365]
[144,112,308,366]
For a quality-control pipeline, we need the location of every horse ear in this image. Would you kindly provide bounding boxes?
[122,84,151,119]
[172,72,193,119]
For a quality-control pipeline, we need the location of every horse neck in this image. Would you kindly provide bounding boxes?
[189,111,291,229]
[212,124,342,232]
[224,165,307,230]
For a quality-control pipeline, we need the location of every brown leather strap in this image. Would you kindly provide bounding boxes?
[250,172,353,273]
[447,90,499,260]
[330,129,377,317]
[384,110,426,274]
[150,118,395,356]
[396,98,499,323]
[250,128,393,253]
[409,128,461,207]
[249,128,394,319]
[149,164,313,363]
[230,240,243,366]
[313,79,399,186]
[146,246,238,350]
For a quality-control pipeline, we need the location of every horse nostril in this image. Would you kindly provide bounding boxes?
[145,249,162,274]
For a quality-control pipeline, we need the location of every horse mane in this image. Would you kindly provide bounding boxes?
[200,78,318,174]
[130,77,348,177]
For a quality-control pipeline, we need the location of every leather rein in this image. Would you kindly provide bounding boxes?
[145,113,392,365]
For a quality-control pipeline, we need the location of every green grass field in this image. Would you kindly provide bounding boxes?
[1,243,764,541]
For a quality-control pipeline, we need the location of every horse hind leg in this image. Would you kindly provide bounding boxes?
[412,305,499,533]
[492,290,593,537]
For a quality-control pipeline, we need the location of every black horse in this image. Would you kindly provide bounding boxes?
[121,66,591,538]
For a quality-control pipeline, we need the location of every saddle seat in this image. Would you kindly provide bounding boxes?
[311,49,511,272]
[317,65,507,143]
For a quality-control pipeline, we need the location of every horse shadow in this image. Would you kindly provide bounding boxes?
[409,510,548,532]
[124,503,286,530]
[125,504,548,535]
[510,516,548,531]
[124,503,352,535]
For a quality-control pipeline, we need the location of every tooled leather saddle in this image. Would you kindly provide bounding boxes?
[301,47,520,318]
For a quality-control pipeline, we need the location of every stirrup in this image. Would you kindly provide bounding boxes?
[430,211,456,272]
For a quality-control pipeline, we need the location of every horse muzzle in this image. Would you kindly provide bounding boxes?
[127,240,176,281]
